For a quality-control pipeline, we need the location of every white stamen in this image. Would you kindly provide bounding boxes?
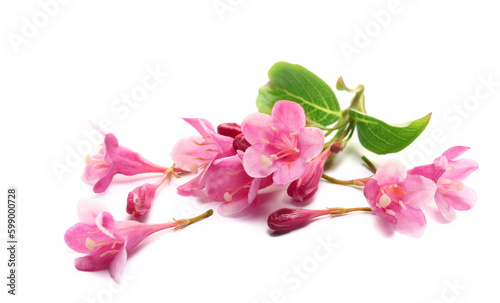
[438,178,452,185]
[223,192,232,202]
[189,164,199,174]
[378,194,392,208]
[398,200,407,210]
[85,238,97,250]
[386,209,396,216]
[261,155,273,167]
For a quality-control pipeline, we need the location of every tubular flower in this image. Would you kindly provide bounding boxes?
[287,143,342,202]
[363,159,437,237]
[241,101,324,185]
[83,132,167,193]
[408,146,479,221]
[64,199,213,282]
[204,154,273,216]
[171,118,235,194]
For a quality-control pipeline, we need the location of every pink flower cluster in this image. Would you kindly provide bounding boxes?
[81,126,183,219]
[364,146,478,236]
[171,100,325,216]
[66,99,479,283]
[268,146,478,237]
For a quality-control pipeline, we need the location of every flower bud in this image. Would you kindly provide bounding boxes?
[267,208,331,232]
[217,122,242,138]
[233,133,251,152]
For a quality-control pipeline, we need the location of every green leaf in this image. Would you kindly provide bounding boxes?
[256,62,341,127]
[349,109,432,154]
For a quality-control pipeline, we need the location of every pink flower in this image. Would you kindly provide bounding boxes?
[83,132,167,193]
[126,166,184,219]
[363,159,437,237]
[241,101,324,185]
[171,118,235,194]
[408,146,478,221]
[287,142,342,202]
[64,199,213,282]
[204,154,273,216]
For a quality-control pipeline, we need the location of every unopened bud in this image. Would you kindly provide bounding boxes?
[267,208,331,232]
[217,122,242,138]
[233,133,251,152]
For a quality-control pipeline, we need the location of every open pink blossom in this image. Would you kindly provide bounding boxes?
[241,101,324,185]
[363,159,437,237]
[408,146,478,221]
[287,142,342,202]
[204,154,273,216]
[83,132,167,193]
[171,118,235,195]
[64,199,212,282]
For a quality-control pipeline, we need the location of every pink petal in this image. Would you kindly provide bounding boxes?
[393,206,426,237]
[297,127,325,162]
[218,199,252,216]
[273,157,308,185]
[182,118,215,137]
[77,198,107,225]
[93,172,115,193]
[74,249,117,272]
[170,136,213,172]
[363,180,397,225]
[434,194,457,222]
[82,150,107,183]
[408,156,447,182]
[95,212,118,239]
[176,174,205,195]
[401,174,437,208]
[443,159,479,181]
[64,223,100,254]
[442,146,470,160]
[374,159,407,185]
[242,145,277,178]
[109,244,128,283]
[271,101,306,133]
[241,112,274,145]
[437,186,477,211]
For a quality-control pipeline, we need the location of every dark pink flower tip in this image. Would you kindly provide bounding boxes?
[217,122,242,138]
[83,133,168,193]
[267,208,332,232]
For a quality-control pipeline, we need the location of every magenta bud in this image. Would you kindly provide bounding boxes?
[330,141,343,154]
[217,122,242,138]
[267,208,331,232]
[233,133,251,152]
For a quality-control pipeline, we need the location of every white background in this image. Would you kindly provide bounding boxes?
[1,1,499,302]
